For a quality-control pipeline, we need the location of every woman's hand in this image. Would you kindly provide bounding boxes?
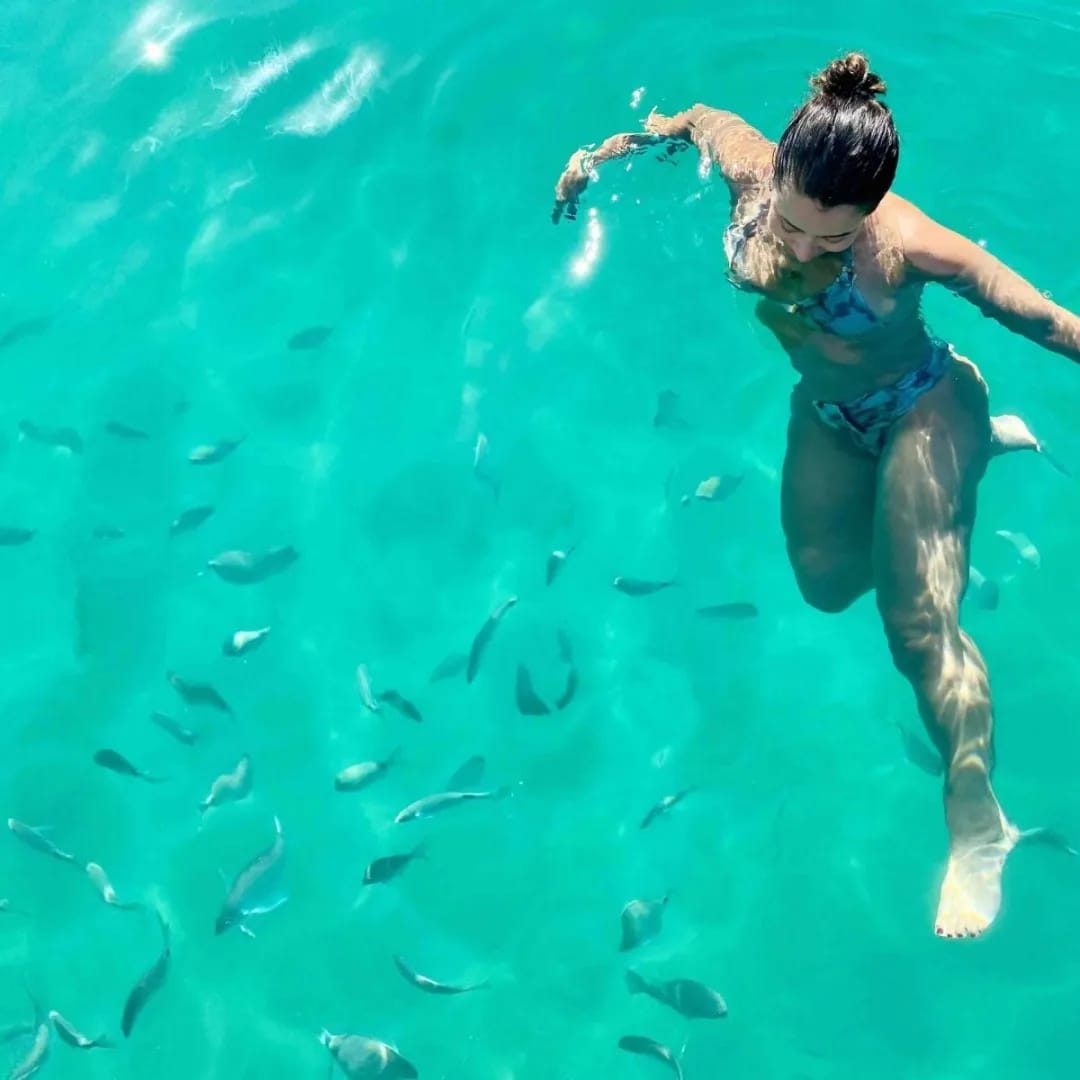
[642,107,692,140]
[552,150,591,224]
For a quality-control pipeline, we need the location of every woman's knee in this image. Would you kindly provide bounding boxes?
[878,601,943,678]
[789,546,869,614]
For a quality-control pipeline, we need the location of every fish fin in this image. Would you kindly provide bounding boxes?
[625,969,647,995]
[239,923,257,939]
[248,895,289,916]
[94,1034,118,1049]
[273,815,283,836]
[1019,826,1079,856]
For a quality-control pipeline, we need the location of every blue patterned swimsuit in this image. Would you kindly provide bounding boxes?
[723,204,949,455]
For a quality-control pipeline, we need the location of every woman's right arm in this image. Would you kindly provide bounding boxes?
[552,105,773,224]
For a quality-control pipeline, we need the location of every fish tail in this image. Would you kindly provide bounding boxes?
[94,1034,118,1049]
[625,969,647,995]
[273,815,283,836]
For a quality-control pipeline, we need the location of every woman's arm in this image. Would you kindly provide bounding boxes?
[552,105,773,224]
[898,198,1080,363]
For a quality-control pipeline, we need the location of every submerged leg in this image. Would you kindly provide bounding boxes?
[874,356,1018,939]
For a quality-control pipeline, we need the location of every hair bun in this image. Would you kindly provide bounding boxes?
[811,52,887,101]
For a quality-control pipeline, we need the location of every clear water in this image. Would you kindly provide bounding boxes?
[1,1,1079,1077]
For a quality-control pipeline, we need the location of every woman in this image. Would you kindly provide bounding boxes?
[552,53,1080,940]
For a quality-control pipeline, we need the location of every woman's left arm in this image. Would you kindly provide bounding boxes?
[896,197,1080,363]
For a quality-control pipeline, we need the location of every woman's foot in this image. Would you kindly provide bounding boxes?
[934,808,1020,939]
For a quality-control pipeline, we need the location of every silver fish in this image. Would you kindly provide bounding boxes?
[335,750,399,793]
[169,505,214,537]
[18,420,82,454]
[0,316,52,351]
[7,819,77,865]
[167,672,232,714]
[545,546,576,585]
[121,908,170,1038]
[7,996,48,1080]
[472,432,499,499]
[466,596,517,683]
[967,566,1000,611]
[555,668,578,710]
[150,712,199,746]
[995,529,1040,568]
[895,724,944,777]
[319,1030,417,1079]
[188,436,244,464]
[393,955,488,996]
[48,1011,114,1050]
[356,664,380,713]
[640,788,695,830]
[515,665,550,716]
[619,895,669,951]
[86,862,142,911]
[394,788,508,824]
[690,473,744,502]
[93,749,166,784]
[207,545,298,585]
[363,845,426,886]
[222,627,271,657]
[613,576,677,596]
[200,755,252,813]
[625,969,727,1019]
[617,1035,683,1080]
[215,817,287,937]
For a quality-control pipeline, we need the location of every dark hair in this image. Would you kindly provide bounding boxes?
[773,52,899,212]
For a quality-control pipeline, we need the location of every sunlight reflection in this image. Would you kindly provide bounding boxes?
[569,207,603,282]
[121,1,199,71]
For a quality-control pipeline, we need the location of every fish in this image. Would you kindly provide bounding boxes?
[188,436,244,464]
[1018,827,1079,857]
[335,750,400,793]
[215,816,287,937]
[653,389,688,429]
[150,712,199,746]
[617,1035,683,1080]
[18,420,82,454]
[287,325,334,351]
[392,955,488,995]
[967,566,999,611]
[619,895,669,951]
[613,577,677,596]
[895,723,944,777]
[121,908,170,1038]
[48,1010,115,1050]
[640,788,695,830]
[625,969,727,1019]
[0,527,34,546]
[363,844,426,886]
[515,665,551,715]
[428,653,468,683]
[556,629,574,664]
[995,529,1040,568]
[86,862,142,911]
[208,545,299,585]
[104,421,150,440]
[691,473,744,501]
[472,432,499,498]
[989,412,1072,476]
[93,749,166,784]
[168,505,214,537]
[167,672,232,714]
[7,819,77,865]
[445,755,485,791]
[555,668,579,710]
[7,995,49,1080]
[356,664,380,713]
[378,690,423,723]
[546,546,576,585]
[0,316,52,351]
[319,1030,418,1079]
[394,788,509,824]
[222,627,271,657]
[92,526,125,541]
[696,602,759,619]
[200,755,253,813]
[0,1023,34,1043]
[466,596,518,682]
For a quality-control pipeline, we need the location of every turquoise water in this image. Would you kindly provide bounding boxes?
[2,0,1080,1076]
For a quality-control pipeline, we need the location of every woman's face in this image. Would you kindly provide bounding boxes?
[768,187,867,263]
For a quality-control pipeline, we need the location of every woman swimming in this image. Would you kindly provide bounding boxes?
[552,52,1080,939]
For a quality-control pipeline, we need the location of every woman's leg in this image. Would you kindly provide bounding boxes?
[781,386,878,612]
[873,355,1017,939]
